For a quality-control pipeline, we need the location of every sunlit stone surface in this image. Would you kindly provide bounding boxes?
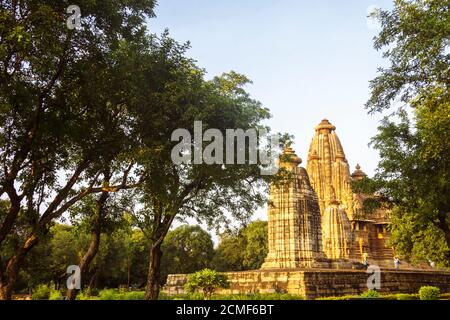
[163,119,450,299]
[261,147,328,269]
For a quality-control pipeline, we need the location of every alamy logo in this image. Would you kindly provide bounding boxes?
[66,265,81,290]
[66,5,81,30]
[366,265,381,290]
[171,121,280,175]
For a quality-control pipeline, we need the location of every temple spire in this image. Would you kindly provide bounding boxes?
[306,119,353,218]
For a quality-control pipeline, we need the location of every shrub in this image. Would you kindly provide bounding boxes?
[76,290,94,300]
[32,284,51,300]
[98,289,121,300]
[360,289,380,298]
[185,269,230,300]
[49,290,63,300]
[419,286,440,300]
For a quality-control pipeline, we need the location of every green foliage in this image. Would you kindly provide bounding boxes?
[76,290,94,301]
[98,289,120,300]
[161,225,214,282]
[210,293,303,300]
[361,0,450,267]
[316,295,358,300]
[366,0,449,113]
[31,284,51,300]
[0,0,158,298]
[185,269,230,300]
[160,293,303,300]
[123,291,146,300]
[213,220,268,271]
[396,293,417,300]
[49,290,63,300]
[98,289,146,300]
[360,289,380,298]
[419,286,440,300]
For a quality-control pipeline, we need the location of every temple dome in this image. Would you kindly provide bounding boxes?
[279,146,302,168]
[351,164,367,181]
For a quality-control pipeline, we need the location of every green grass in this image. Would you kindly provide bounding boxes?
[97,289,146,300]
[42,288,448,300]
[159,292,304,300]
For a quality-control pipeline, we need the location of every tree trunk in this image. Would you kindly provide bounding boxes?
[144,243,163,300]
[0,283,11,300]
[66,179,109,300]
[88,268,98,292]
[0,234,39,300]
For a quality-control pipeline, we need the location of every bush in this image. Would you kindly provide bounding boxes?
[98,289,121,300]
[185,269,230,300]
[419,286,440,300]
[32,284,51,300]
[49,289,63,300]
[360,289,380,298]
[76,290,95,300]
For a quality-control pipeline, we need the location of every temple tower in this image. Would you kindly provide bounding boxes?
[262,147,328,269]
[306,119,355,219]
[321,188,352,259]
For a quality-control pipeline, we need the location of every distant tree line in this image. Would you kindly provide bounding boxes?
[9,220,268,295]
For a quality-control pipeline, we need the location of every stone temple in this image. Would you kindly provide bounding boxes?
[165,119,450,298]
[262,119,393,269]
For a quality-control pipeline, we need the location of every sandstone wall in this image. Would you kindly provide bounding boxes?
[164,269,450,299]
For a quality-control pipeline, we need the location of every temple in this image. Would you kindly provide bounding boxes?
[164,119,450,298]
[262,119,392,269]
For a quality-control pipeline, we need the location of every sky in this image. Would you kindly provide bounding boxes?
[147,0,394,226]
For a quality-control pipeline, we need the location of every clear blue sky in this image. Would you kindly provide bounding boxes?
[148,0,393,224]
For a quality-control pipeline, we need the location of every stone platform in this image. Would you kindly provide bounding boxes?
[164,268,450,299]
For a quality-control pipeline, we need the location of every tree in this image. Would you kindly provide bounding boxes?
[357,0,450,266]
[128,57,284,299]
[241,220,268,270]
[0,0,157,299]
[212,220,268,271]
[184,268,229,300]
[161,225,214,283]
[212,231,246,272]
[366,0,449,114]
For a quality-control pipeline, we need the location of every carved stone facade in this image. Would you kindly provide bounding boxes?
[261,147,328,269]
[262,119,393,268]
[306,119,393,265]
[163,119,445,298]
